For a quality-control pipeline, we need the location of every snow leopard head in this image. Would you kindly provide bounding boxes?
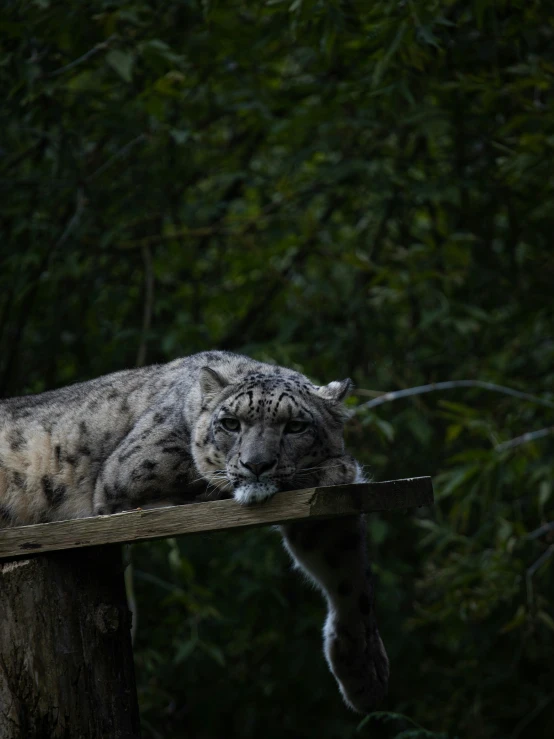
[191,367,353,505]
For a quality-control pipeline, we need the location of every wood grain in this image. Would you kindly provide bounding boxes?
[0,477,433,561]
[0,546,140,738]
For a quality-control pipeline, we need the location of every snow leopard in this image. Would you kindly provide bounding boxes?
[0,350,389,712]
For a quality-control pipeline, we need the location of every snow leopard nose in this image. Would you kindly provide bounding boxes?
[240,459,276,477]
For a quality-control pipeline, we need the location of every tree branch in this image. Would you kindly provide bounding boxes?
[87,134,148,182]
[48,35,116,77]
[496,426,554,452]
[527,544,554,581]
[510,694,554,739]
[357,380,554,412]
[525,522,554,541]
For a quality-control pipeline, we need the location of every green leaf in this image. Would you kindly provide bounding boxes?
[170,128,190,145]
[199,641,226,666]
[372,22,407,86]
[375,417,395,441]
[106,50,134,82]
[173,640,197,664]
[435,466,481,500]
[539,481,552,509]
[500,605,526,633]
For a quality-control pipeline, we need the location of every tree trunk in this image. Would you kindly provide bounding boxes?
[0,546,140,739]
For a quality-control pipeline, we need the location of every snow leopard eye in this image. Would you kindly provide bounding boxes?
[284,420,310,434]
[220,417,240,432]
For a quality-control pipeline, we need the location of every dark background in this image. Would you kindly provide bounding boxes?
[1,2,553,737]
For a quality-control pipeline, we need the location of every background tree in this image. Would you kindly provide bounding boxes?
[1,1,553,737]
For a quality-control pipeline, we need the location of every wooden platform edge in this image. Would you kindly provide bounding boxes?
[0,476,433,560]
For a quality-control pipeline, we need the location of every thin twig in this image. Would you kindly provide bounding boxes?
[120,226,220,248]
[526,543,554,611]
[55,188,86,248]
[510,693,554,739]
[2,139,45,172]
[134,569,186,594]
[87,134,147,182]
[135,243,154,368]
[48,35,116,77]
[526,522,554,541]
[496,426,554,452]
[527,544,554,585]
[353,388,385,398]
[357,380,554,411]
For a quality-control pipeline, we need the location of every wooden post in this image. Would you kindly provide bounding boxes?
[0,546,140,739]
[0,478,433,738]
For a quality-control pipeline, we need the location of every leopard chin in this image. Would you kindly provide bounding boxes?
[232,481,279,505]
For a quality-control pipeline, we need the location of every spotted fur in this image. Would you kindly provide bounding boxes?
[0,350,388,712]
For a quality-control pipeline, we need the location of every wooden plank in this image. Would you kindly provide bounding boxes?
[0,477,433,561]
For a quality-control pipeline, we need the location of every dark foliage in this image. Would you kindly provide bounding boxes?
[1,1,553,737]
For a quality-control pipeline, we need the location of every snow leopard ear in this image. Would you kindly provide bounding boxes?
[316,378,353,403]
[199,367,229,398]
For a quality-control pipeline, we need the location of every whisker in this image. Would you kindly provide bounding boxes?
[188,468,228,485]
[206,476,231,495]
[188,474,211,484]
[204,477,232,499]
[298,464,344,473]
[213,480,230,491]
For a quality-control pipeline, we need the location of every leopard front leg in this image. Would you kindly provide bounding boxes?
[93,408,199,515]
[280,455,388,713]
